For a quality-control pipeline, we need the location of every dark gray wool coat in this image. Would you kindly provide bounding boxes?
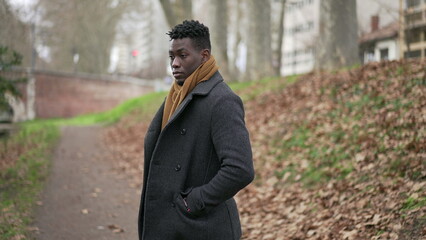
[138,71,254,240]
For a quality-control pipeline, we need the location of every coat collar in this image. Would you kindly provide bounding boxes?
[165,71,223,129]
[190,71,223,96]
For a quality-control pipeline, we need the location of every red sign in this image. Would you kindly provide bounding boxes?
[132,50,139,57]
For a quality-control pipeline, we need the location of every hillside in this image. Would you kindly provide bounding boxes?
[104,59,425,240]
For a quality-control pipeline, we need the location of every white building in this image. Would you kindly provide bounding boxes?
[282,0,318,76]
[282,0,400,76]
[359,20,399,63]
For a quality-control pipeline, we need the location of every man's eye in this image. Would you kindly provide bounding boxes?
[169,56,175,60]
[180,54,187,58]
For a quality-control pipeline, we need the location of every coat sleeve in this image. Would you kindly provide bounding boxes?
[187,91,255,213]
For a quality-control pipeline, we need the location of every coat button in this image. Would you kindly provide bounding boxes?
[175,164,181,171]
[171,203,175,208]
[180,128,186,135]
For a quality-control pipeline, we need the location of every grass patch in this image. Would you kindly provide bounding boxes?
[229,80,254,92]
[230,75,299,101]
[0,123,59,239]
[401,196,426,211]
[281,125,312,150]
[274,164,297,181]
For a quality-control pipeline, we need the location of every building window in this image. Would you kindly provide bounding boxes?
[286,21,314,35]
[284,47,314,58]
[365,49,375,63]
[406,0,421,8]
[405,12,423,26]
[408,29,423,43]
[380,48,389,60]
[404,50,421,58]
[286,0,315,13]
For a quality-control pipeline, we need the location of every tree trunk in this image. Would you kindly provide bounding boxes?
[209,0,233,81]
[245,0,273,81]
[230,0,243,80]
[159,0,192,28]
[159,0,178,28]
[315,0,359,71]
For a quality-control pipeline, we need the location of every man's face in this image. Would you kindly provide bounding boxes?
[169,38,204,85]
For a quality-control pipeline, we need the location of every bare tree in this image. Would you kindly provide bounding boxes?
[315,0,359,71]
[38,0,139,74]
[245,0,274,81]
[159,0,192,28]
[0,0,31,67]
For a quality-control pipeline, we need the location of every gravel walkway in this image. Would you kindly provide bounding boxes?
[33,126,140,240]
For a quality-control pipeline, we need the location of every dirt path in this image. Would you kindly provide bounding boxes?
[33,126,140,240]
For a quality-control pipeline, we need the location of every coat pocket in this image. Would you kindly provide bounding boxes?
[172,192,208,239]
[174,188,206,219]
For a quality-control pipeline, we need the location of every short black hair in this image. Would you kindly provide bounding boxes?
[167,20,211,51]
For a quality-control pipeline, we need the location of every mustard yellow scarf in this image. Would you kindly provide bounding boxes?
[161,55,219,129]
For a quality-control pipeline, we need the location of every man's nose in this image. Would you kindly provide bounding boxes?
[172,58,180,68]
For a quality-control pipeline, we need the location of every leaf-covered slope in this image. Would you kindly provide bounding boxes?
[239,59,425,239]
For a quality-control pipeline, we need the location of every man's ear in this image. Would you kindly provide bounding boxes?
[201,49,211,63]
